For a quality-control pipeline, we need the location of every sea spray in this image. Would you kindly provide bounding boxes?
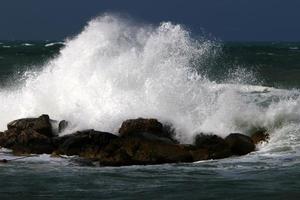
[0,14,300,150]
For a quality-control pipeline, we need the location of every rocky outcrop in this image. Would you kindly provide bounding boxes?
[251,129,269,144]
[53,129,118,156]
[225,133,255,155]
[58,120,69,133]
[0,115,266,166]
[7,114,53,137]
[97,138,194,166]
[119,118,178,144]
[194,133,232,159]
[0,115,54,154]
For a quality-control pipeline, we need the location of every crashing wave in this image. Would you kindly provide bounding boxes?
[0,14,299,155]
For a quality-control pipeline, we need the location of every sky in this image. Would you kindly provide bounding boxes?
[0,0,300,41]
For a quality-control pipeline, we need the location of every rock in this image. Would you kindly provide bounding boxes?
[0,115,260,166]
[98,138,193,166]
[0,128,54,154]
[58,120,68,133]
[119,118,178,144]
[0,130,16,148]
[187,147,210,161]
[54,129,118,156]
[225,133,255,155]
[0,114,55,154]
[7,114,53,137]
[251,129,269,144]
[193,133,232,159]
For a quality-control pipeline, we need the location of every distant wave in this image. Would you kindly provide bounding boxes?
[45,42,65,47]
[22,43,34,46]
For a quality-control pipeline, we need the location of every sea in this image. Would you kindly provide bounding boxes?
[0,15,300,199]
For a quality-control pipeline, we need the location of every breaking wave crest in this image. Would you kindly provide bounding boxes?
[0,14,300,155]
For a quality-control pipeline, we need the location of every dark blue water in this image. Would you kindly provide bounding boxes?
[1,154,300,200]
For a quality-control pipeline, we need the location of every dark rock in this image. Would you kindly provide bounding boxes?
[121,131,176,144]
[119,118,163,135]
[54,129,118,156]
[186,146,210,161]
[0,115,259,166]
[0,128,54,154]
[58,120,69,133]
[225,133,255,155]
[194,133,232,159]
[0,114,55,154]
[118,118,178,144]
[98,138,193,166]
[7,114,53,137]
[0,129,17,148]
[0,159,8,163]
[251,129,269,144]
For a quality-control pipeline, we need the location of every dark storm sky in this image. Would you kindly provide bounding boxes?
[0,0,300,41]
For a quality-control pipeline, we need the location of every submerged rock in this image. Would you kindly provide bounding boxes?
[225,133,255,155]
[69,157,96,167]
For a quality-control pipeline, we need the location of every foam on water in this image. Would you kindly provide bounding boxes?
[22,43,34,47]
[0,14,300,154]
[45,42,65,47]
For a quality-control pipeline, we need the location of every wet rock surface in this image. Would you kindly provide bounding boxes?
[97,138,194,166]
[53,129,118,156]
[7,114,53,137]
[225,133,255,155]
[0,116,267,166]
[194,133,232,159]
[251,129,269,144]
[0,115,54,154]
[119,118,178,144]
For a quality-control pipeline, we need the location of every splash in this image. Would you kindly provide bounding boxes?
[0,14,300,149]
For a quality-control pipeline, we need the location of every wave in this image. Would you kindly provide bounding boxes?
[289,46,299,50]
[0,14,299,155]
[22,43,34,47]
[45,42,65,47]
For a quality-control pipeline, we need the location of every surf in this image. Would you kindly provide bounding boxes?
[0,14,299,156]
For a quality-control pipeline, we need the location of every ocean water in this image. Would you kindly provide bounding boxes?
[1,14,300,199]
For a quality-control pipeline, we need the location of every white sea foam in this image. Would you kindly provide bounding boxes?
[45,42,65,47]
[23,43,34,46]
[0,14,299,152]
